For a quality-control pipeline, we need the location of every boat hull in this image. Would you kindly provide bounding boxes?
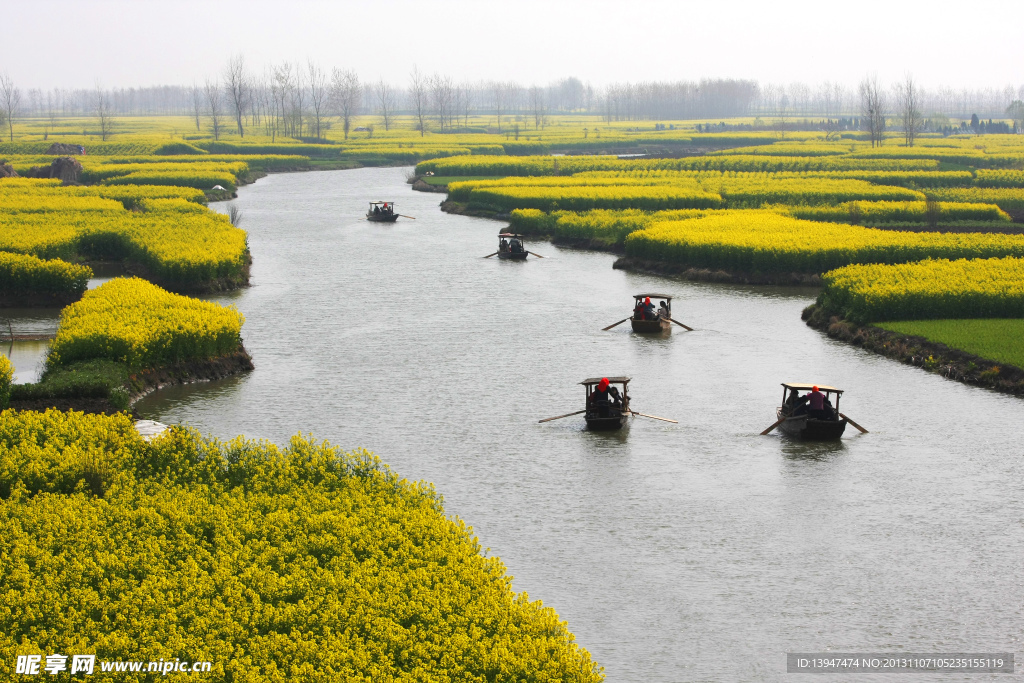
[585,412,630,431]
[776,409,848,440]
[367,213,399,222]
[497,251,528,260]
[630,317,670,333]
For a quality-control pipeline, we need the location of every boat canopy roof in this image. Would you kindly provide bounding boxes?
[633,293,673,300]
[369,201,393,205]
[498,232,523,238]
[782,382,843,393]
[581,376,631,385]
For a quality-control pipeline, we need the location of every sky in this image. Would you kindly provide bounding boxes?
[4,0,1022,91]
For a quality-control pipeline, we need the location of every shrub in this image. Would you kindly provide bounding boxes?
[153,141,208,155]
[0,252,92,298]
[47,277,244,371]
[0,355,11,409]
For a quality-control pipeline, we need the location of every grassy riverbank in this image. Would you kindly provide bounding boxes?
[803,304,1024,395]
[877,319,1024,370]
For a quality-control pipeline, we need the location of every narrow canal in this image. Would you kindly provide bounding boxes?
[14,167,1024,681]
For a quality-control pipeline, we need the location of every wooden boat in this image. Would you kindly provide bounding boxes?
[775,382,848,440]
[582,377,631,430]
[497,232,529,260]
[367,201,399,222]
[630,293,673,333]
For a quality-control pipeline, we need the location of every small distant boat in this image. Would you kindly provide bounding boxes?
[482,232,543,260]
[497,232,529,260]
[538,376,677,430]
[367,201,399,222]
[774,382,848,440]
[602,294,693,333]
[630,293,673,333]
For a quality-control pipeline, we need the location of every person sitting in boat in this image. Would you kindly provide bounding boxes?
[641,296,657,320]
[500,237,509,252]
[589,377,621,417]
[784,388,803,414]
[822,394,836,420]
[658,300,670,319]
[383,203,392,214]
[509,238,524,253]
[806,386,826,418]
[373,205,381,215]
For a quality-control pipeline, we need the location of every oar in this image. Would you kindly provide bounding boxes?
[482,252,499,258]
[760,416,787,435]
[398,214,417,219]
[602,318,631,331]
[538,410,586,423]
[527,251,545,258]
[631,411,677,424]
[668,317,694,331]
[840,413,869,434]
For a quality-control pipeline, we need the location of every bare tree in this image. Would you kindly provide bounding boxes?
[224,54,248,137]
[528,85,545,129]
[773,93,789,139]
[307,60,329,139]
[505,81,523,121]
[459,81,473,128]
[272,63,294,139]
[859,75,886,147]
[95,85,113,141]
[46,91,57,130]
[894,73,923,147]
[330,68,361,139]
[189,83,203,132]
[204,79,223,141]
[1007,100,1024,134]
[491,81,506,131]
[819,81,846,140]
[430,73,455,131]
[291,66,306,138]
[409,66,428,136]
[375,78,396,131]
[0,72,21,142]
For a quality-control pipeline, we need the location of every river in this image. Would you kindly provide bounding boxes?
[11,167,1024,681]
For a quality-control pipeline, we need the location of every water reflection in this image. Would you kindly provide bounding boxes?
[778,437,848,462]
[1,340,50,383]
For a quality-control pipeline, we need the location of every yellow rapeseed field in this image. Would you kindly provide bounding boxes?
[624,210,1024,273]
[0,179,246,288]
[47,277,244,370]
[820,257,1024,322]
[0,410,604,682]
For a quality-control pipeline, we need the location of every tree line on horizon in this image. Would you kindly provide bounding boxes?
[0,57,1023,144]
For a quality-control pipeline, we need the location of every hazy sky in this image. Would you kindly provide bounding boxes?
[6,0,1022,90]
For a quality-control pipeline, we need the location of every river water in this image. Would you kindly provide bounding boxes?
[12,167,1024,681]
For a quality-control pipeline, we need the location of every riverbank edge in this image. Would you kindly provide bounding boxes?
[0,291,83,308]
[612,257,823,285]
[127,348,255,404]
[802,304,1024,395]
[7,348,255,415]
